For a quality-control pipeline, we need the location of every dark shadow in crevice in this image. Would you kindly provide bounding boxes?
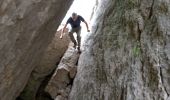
[35,70,55,100]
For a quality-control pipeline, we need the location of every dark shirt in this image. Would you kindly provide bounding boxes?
[66,15,85,28]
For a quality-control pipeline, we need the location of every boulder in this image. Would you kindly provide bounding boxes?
[19,28,70,100]
[0,0,73,100]
[46,45,80,99]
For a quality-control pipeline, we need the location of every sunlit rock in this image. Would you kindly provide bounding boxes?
[69,0,170,100]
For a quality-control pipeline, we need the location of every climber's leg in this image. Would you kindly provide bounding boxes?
[76,27,81,51]
[69,31,77,49]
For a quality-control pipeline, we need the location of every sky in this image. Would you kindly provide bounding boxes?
[57,0,96,43]
[58,0,96,30]
[61,0,96,24]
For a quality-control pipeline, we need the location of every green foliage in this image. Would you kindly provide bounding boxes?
[19,77,38,100]
[126,0,140,9]
[148,64,159,91]
[159,2,168,14]
[132,41,141,57]
[167,68,170,74]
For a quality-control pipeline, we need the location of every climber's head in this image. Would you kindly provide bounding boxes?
[72,12,78,20]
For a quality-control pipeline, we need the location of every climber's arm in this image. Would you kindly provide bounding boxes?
[83,21,90,32]
[60,24,67,39]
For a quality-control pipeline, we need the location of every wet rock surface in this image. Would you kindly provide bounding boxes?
[69,0,170,100]
[46,45,80,100]
[0,0,73,100]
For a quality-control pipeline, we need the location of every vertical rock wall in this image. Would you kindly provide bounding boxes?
[69,0,170,100]
[0,0,73,100]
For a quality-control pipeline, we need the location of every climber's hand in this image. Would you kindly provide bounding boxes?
[60,34,63,39]
[87,29,90,32]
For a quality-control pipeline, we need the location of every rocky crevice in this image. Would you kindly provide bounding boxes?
[0,0,170,100]
[17,28,70,100]
[45,45,80,100]
[159,67,169,99]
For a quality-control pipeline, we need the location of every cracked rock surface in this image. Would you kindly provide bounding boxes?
[69,0,170,100]
[46,45,80,100]
[19,29,70,100]
[0,0,73,100]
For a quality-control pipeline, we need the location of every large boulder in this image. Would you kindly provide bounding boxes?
[46,45,80,100]
[69,0,170,100]
[19,28,70,100]
[0,0,73,100]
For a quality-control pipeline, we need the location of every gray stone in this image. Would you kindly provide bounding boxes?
[69,0,170,100]
[19,28,70,100]
[0,0,73,100]
[46,45,80,99]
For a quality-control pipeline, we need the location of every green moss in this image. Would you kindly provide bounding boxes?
[167,68,170,75]
[132,46,140,56]
[19,77,38,100]
[132,41,141,57]
[126,0,140,10]
[148,64,159,91]
[159,2,168,14]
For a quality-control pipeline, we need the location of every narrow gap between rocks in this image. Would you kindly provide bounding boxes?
[16,0,95,100]
[58,0,96,47]
[45,0,96,99]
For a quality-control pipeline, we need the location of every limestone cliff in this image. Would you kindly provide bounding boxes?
[0,0,73,100]
[69,0,170,100]
[1,0,170,100]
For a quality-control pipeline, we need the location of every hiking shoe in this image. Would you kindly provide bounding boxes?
[77,46,81,53]
[77,46,80,50]
[78,50,82,54]
[73,43,77,49]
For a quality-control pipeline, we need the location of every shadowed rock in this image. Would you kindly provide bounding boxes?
[0,0,73,100]
[19,28,70,100]
[46,45,80,99]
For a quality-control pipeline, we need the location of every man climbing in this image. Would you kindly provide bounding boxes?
[60,12,90,53]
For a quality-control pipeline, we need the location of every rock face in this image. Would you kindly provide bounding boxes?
[46,45,80,100]
[0,0,73,100]
[69,0,170,100]
[19,29,70,100]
